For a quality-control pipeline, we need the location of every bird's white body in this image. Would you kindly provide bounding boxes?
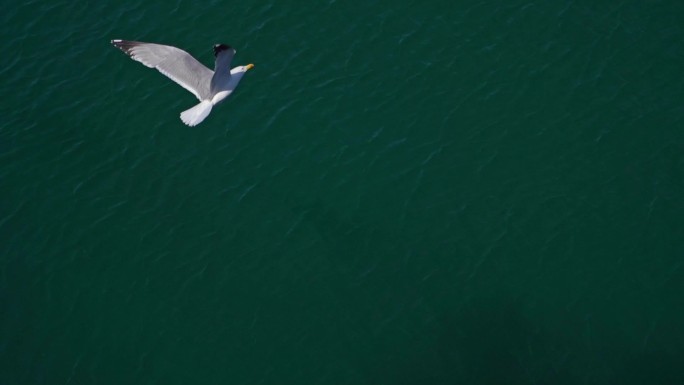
[112,40,253,126]
[211,68,248,105]
[181,68,251,126]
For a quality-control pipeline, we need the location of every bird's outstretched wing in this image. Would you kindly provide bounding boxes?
[112,40,214,101]
[213,44,236,71]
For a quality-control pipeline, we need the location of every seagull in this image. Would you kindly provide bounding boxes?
[111,40,254,126]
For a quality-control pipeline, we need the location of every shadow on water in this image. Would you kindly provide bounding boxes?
[368,297,581,385]
[294,202,519,382]
[618,350,684,385]
[292,202,572,384]
[290,200,684,385]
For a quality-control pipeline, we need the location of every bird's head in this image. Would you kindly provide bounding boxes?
[240,64,255,72]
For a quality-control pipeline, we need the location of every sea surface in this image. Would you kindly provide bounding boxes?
[1,1,683,384]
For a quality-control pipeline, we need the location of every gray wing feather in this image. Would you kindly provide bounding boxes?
[112,40,214,101]
[210,45,235,94]
[213,46,235,71]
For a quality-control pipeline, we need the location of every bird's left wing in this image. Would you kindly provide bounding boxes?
[112,40,214,101]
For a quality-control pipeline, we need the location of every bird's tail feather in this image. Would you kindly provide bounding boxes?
[180,101,213,126]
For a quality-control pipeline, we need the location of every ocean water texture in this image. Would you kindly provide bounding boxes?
[1,1,683,384]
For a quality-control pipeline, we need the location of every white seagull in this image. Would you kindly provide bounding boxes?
[111,40,254,126]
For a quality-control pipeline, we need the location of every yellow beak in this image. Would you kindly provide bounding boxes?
[245,63,254,71]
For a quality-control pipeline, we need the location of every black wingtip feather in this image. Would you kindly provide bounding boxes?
[111,39,140,55]
[213,44,232,57]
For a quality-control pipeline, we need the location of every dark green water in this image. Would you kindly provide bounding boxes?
[2,0,683,383]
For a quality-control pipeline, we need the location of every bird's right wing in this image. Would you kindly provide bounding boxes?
[210,44,236,94]
[213,44,236,72]
[112,40,214,101]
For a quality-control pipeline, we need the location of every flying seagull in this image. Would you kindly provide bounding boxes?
[111,40,254,126]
